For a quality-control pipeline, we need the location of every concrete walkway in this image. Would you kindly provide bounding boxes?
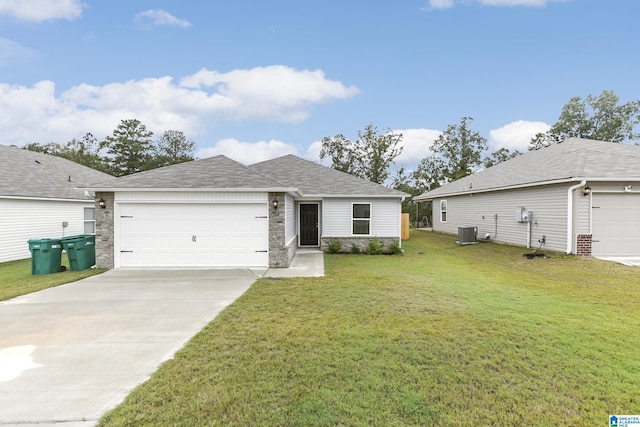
[595,256,640,267]
[262,248,325,278]
[0,250,324,427]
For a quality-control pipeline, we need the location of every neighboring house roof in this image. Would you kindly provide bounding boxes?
[0,145,113,200]
[88,153,408,198]
[250,154,407,198]
[415,138,640,200]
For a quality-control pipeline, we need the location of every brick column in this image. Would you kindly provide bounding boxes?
[576,234,592,257]
[95,191,114,269]
[268,192,290,267]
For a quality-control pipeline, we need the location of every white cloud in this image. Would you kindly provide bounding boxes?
[0,0,85,22]
[395,128,442,165]
[423,0,455,10]
[0,38,35,65]
[181,66,360,122]
[489,120,550,151]
[135,9,191,28]
[423,0,566,10]
[0,66,358,147]
[197,138,298,164]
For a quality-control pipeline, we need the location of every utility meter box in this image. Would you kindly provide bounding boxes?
[515,207,525,222]
[522,211,533,222]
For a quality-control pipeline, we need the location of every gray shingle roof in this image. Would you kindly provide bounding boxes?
[87,153,406,198]
[249,154,407,197]
[0,145,113,200]
[89,155,286,190]
[415,138,640,200]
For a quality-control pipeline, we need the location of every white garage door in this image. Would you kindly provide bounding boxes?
[592,193,640,256]
[118,203,269,268]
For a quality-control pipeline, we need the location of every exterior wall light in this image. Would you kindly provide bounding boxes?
[98,198,106,209]
[580,186,591,196]
[272,197,279,210]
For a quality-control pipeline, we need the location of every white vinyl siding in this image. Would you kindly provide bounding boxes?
[322,198,401,237]
[0,198,91,263]
[115,191,267,203]
[431,184,568,252]
[285,194,296,244]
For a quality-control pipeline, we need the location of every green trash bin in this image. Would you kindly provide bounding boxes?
[61,234,96,271]
[27,238,63,275]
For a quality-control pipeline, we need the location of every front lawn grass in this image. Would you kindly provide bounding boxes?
[0,254,104,301]
[99,230,640,426]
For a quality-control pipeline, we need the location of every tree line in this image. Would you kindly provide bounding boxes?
[24,119,196,177]
[23,90,639,223]
[320,90,640,224]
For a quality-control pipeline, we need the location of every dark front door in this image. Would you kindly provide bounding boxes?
[300,204,319,246]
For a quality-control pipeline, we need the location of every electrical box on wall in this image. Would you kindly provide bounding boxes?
[515,207,525,222]
[522,211,533,222]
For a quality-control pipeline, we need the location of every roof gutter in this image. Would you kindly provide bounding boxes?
[566,179,586,254]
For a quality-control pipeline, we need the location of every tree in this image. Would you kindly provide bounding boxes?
[320,123,403,184]
[416,116,487,186]
[483,147,522,168]
[529,90,640,149]
[23,142,63,155]
[60,133,110,173]
[153,130,196,167]
[101,119,154,176]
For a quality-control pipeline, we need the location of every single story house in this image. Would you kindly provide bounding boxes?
[0,145,112,263]
[85,154,407,269]
[414,138,640,257]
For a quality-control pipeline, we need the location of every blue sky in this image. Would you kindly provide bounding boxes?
[1,0,638,172]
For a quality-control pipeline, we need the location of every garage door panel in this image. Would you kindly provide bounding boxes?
[592,194,640,257]
[118,203,268,268]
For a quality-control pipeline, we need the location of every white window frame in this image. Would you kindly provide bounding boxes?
[84,207,96,234]
[440,200,447,223]
[352,203,371,235]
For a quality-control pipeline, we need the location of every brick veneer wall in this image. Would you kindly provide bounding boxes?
[576,234,592,257]
[95,191,114,269]
[268,192,295,268]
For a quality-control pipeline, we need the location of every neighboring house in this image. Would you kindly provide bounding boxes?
[85,154,407,269]
[414,138,640,257]
[0,145,113,263]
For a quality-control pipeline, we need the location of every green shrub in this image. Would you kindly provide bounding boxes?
[350,243,361,254]
[327,240,343,254]
[366,238,383,255]
[387,240,403,255]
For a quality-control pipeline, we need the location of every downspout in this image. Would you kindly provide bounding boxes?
[566,180,586,254]
[526,213,532,249]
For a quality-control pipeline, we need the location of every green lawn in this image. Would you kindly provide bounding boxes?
[99,230,640,426]
[0,254,104,301]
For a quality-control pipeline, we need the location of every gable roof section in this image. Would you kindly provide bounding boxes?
[88,155,289,191]
[87,153,407,198]
[415,138,640,200]
[0,145,113,200]
[249,154,407,198]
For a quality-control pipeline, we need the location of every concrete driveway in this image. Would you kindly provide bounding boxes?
[0,269,258,427]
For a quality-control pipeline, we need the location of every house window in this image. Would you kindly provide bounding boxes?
[352,203,371,235]
[440,200,447,223]
[84,207,95,234]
